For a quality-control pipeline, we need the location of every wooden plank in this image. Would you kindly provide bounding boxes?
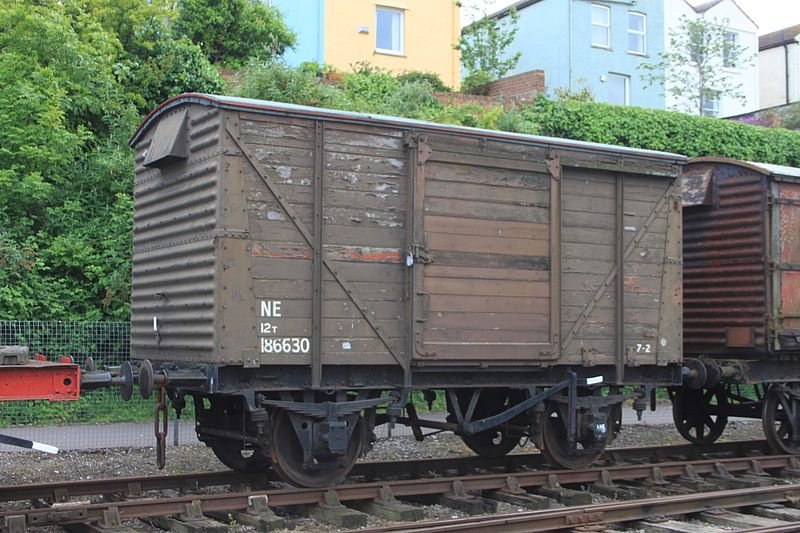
[324,206,405,229]
[425,265,549,282]
[252,257,311,280]
[426,161,549,189]
[562,209,616,230]
[563,194,616,214]
[251,144,314,167]
[239,120,315,142]
[424,329,548,343]
[324,224,405,248]
[324,142,405,160]
[255,279,404,301]
[327,261,406,283]
[325,151,405,176]
[326,170,404,194]
[425,179,550,205]
[257,299,402,319]
[425,215,549,239]
[430,295,549,314]
[321,338,403,356]
[418,344,548,361]
[562,226,615,246]
[427,147,546,172]
[431,250,550,270]
[563,242,615,262]
[426,312,550,331]
[427,232,550,257]
[424,277,550,298]
[425,197,549,224]
[324,128,404,150]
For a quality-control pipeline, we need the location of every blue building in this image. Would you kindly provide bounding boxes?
[269,0,325,66]
[492,0,665,108]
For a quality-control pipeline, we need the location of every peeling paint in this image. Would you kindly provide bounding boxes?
[267,210,285,221]
[276,166,292,179]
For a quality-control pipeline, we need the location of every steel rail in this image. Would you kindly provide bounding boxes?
[353,484,800,532]
[2,454,797,528]
[0,439,769,503]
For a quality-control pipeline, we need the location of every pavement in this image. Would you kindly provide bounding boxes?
[0,404,675,453]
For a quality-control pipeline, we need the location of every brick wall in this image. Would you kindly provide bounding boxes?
[436,69,545,107]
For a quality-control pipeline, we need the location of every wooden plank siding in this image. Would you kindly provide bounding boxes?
[130,96,683,375]
[417,145,555,361]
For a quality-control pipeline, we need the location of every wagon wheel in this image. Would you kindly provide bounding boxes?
[762,382,800,455]
[450,389,525,458]
[541,400,607,469]
[270,410,365,487]
[672,385,728,445]
[210,439,271,472]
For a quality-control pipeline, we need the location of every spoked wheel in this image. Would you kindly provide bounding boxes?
[672,385,728,444]
[455,389,525,458]
[270,410,365,487]
[541,401,607,469]
[762,382,800,455]
[210,439,271,472]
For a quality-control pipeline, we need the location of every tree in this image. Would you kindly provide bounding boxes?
[173,0,296,68]
[640,15,753,116]
[455,2,521,93]
[0,1,138,320]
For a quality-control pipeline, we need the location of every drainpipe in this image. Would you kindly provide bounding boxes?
[785,43,790,105]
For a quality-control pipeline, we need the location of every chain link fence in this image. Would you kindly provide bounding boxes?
[0,321,201,450]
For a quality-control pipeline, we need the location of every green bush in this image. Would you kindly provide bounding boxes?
[119,34,225,112]
[236,59,342,107]
[525,96,800,166]
[382,81,443,119]
[461,70,494,95]
[396,70,451,92]
[174,0,295,67]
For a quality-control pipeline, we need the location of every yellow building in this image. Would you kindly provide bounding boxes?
[276,0,461,88]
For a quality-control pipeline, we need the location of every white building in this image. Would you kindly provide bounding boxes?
[664,0,759,117]
[759,25,800,108]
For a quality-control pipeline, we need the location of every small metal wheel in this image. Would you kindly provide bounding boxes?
[672,385,728,445]
[762,382,800,455]
[210,439,271,472]
[270,410,365,487]
[541,401,607,469]
[455,389,525,458]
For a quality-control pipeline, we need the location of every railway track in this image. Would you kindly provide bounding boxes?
[2,440,800,532]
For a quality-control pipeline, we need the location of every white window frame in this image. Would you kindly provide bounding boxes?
[375,6,404,56]
[702,91,720,117]
[723,30,738,68]
[607,73,630,106]
[627,12,646,55]
[591,4,611,49]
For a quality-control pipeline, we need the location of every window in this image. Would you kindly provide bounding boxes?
[702,91,720,117]
[376,6,404,54]
[628,12,646,54]
[607,73,630,106]
[592,4,610,48]
[723,31,738,68]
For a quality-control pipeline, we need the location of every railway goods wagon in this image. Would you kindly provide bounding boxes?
[127,93,685,486]
[677,158,800,455]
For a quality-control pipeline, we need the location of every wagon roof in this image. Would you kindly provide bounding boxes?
[688,157,800,179]
[130,93,687,164]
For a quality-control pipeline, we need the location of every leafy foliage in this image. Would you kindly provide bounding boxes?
[0,1,138,321]
[527,96,800,166]
[396,71,451,92]
[640,15,753,115]
[173,0,296,67]
[118,34,225,111]
[456,7,521,84]
[236,59,341,107]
